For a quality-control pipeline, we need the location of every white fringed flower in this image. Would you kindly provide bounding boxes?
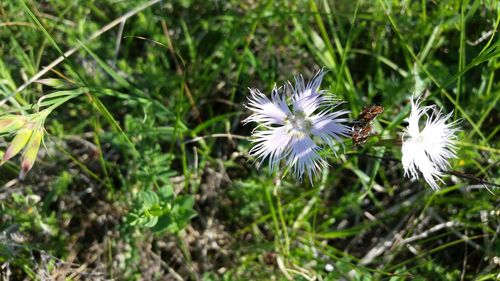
[244,70,350,182]
[401,96,459,189]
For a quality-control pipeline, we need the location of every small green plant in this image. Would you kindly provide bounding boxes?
[127,186,196,234]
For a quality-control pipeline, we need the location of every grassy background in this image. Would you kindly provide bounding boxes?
[0,0,499,280]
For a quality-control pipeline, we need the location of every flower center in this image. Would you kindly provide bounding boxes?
[416,133,425,144]
[284,111,312,138]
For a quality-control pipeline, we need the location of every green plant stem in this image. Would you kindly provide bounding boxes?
[264,183,282,253]
[275,185,290,257]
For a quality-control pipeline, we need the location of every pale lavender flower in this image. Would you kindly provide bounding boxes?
[244,70,350,182]
[401,96,459,190]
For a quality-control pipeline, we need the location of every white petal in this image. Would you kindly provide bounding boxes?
[402,139,442,190]
[249,126,291,173]
[421,110,458,170]
[310,110,351,150]
[406,96,430,138]
[291,70,331,117]
[413,153,443,190]
[401,139,420,179]
[286,136,326,181]
[244,87,290,125]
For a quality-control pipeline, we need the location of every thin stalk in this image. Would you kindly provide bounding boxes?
[264,183,283,253]
[275,185,290,257]
[456,0,467,120]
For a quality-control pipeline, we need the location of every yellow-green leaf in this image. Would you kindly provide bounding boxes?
[20,128,43,179]
[2,127,33,163]
[0,116,27,134]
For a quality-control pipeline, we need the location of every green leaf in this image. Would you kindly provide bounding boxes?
[143,216,158,228]
[192,112,241,135]
[177,195,195,210]
[141,190,159,209]
[158,185,174,201]
[151,216,176,233]
[179,209,197,223]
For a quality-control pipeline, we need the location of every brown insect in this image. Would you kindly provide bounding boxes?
[263,251,278,267]
[357,104,384,123]
[352,105,384,146]
[352,124,373,145]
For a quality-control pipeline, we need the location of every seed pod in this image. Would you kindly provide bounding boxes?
[2,127,33,163]
[0,116,27,134]
[19,128,43,179]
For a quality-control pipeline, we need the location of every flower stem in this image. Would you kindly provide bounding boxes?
[264,183,282,253]
[274,183,290,257]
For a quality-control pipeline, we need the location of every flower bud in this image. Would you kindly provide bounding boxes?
[35,78,69,89]
[19,128,43,179]
[0,116,27,135]
[2,127,33,163]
